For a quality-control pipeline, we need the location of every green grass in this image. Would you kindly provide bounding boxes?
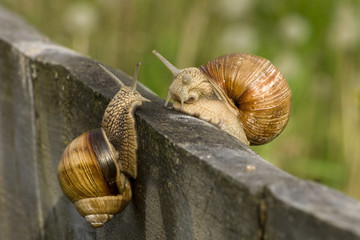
[2,0,359,199]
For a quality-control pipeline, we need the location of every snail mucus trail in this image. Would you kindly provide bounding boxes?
[152,50,291,146]
[57,62,150,228]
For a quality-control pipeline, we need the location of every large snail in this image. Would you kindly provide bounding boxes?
[57,63,150,228]
[152,50,291,145]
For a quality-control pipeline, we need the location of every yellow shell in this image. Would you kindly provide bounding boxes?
[58,128,131,227]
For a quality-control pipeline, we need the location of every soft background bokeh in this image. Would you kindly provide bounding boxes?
[2,0,359,199]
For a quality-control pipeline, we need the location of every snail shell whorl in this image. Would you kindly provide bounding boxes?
[74,179,131,228]
[57,128,131,227]
[200,53,291,145]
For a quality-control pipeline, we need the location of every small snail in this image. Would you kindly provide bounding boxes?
[152,50,291,145]
[57,63,150,228]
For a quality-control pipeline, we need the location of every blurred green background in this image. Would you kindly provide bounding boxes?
[2,0,359,199]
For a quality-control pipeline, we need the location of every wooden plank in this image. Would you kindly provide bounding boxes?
[0,5,360,240]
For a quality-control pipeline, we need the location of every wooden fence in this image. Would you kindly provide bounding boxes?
[0,5,360,240]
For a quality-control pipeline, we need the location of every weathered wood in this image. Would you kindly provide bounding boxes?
[0,5,360,240]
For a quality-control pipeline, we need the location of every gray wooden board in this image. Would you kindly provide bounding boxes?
[0,5,359,240]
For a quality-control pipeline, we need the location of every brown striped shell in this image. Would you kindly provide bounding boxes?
[152,50,291,145]
[199,53,291,145]
[57,129,132,227]
[57,63,150,228]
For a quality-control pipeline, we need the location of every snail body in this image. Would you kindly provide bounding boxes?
[153,50,291,145]
[57,63,149,227]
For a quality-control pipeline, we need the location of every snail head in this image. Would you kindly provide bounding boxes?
[152,50,216,109]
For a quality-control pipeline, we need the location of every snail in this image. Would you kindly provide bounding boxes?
[57,62,150,228]
[152,50,291,145]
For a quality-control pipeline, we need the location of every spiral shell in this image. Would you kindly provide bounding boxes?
[152,50,291,145]
[199,53,291,145]
[57,128,132,227]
